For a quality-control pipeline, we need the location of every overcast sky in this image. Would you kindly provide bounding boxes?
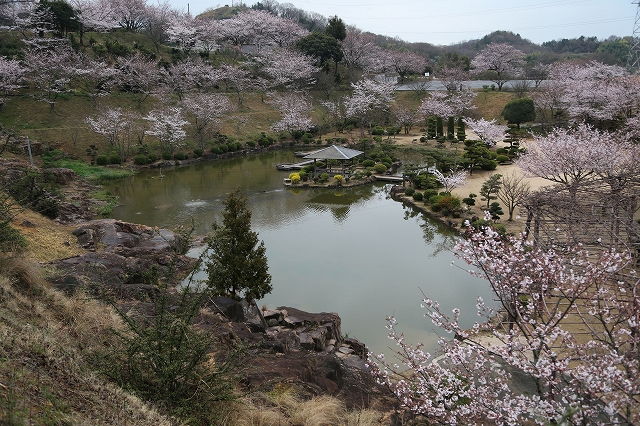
[173,0,638,46]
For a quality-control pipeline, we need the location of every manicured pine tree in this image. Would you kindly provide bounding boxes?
[456,117,466,142]
[447,116,455,140]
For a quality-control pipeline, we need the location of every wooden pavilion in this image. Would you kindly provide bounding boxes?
[302,145,363,177]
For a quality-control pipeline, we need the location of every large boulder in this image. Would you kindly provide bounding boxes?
[48,220,193,299]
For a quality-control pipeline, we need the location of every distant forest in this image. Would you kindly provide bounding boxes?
[211,2,631,71]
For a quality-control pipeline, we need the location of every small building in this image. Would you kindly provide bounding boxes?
[303,145,364,176]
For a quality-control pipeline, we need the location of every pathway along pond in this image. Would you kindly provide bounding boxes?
[103,149,494,360]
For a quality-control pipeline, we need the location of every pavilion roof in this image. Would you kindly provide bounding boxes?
[302,145,363,160]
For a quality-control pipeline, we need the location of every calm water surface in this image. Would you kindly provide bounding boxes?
[104,150,494,360]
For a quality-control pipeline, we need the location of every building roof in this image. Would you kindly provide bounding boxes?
[302,145,363,160]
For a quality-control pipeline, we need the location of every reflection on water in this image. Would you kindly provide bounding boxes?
[103,150,493,360]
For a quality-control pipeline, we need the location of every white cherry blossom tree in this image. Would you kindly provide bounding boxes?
[344,78,395,137]
[463,117,507,147]
[267,91,313,140]
[181,93,233,149]
[471,42,524,91]
[86,107,136,159]
[369,223,640,425]
[432,169,468,193]
[144,106,188,153]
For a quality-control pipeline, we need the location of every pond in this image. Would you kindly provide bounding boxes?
[103,149,494,360]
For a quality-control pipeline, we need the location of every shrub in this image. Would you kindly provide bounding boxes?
[246,140,256,148]
[480,160,498,170]
[373,163,387,174]
[437,195,461,214]
[404,187,416,196]
[429,194,443,205]
[372,125,385,135]
[174,152,187,161]
[361,159,375,167]
[95,154,109,166]
[462,193,477,206]
[162,151,172,160]
[496,155,511,163]
[289,172,301,184]
[299,171,308,181]
[334,174,344,183]
[148,153,158,163]
[108,153,121,164]
[423,189,438,200]
[318,173,330,183]
[133,155,147,165]
[219,144,229,153]
[211,146,222,155]
[412,192,424,201]
[193,148,203,157]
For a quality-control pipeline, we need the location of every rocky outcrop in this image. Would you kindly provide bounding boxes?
[48,219,193,298]
[204,297,393,410]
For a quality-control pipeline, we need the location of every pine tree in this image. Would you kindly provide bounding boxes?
[205,189,272,301]
[456,117,466,142]
[447,116,456,140]
[436,116,444,138]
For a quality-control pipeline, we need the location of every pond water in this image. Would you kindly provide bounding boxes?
[103,149,494,360]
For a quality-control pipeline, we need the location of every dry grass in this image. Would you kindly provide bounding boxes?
[229,384,388,426]
[11,208,84,263]
[471,90,514,121]
[0,256,175,425]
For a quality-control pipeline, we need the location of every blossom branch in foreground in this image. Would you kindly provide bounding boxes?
[369,223,639,424]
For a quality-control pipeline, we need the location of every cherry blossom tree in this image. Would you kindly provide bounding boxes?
[340,26,384,78]
[463,117,507,147]
[116,52,160,108]
[86,107,135,159]
[369,222,640,425]
[497,171,530,221]
[267,91,313,140]
[0,56,25,95]
[144,106,188,153]
[254,47,318,90]
[516,123,612,195]
[392,105,418,135]
[166,12,198,53]
[548,61,640,126]
[74,56,120,107]
[111,0,147,31]
[141,0,175,53]
[320,99,345,135]
[181,93,233,149]
[432,168,468,193]
[219,63,255,107]
[23,43,79,109]
[471,42,524,91]
[388,50,427,83]
[344,78,396,137]
[436,64,470,93]
[70,0,118,42]
[160,57,214,100]
[0,56,25,112]
[418,89,476,122]
[193,16,222,55]
[530,79,567,130]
